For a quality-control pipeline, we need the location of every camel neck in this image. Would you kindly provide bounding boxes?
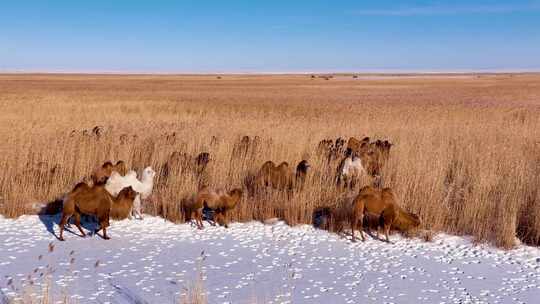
[141,175,153,184]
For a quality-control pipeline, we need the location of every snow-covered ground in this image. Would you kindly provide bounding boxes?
[0,215,539,304]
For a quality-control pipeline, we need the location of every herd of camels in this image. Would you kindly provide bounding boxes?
[54,135,420,242]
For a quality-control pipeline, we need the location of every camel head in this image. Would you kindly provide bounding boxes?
[141,167,156,182]
[118,186,137,201]
[228,188,243,200]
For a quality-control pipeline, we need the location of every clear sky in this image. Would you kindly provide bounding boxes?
[1,0,539,73]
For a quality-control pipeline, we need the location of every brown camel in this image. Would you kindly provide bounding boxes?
[350,186,420,242]
[59,183,136,241]
[91,160,127,184]
[184,187,243,229]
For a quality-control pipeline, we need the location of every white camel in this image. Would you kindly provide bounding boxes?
[106,167,156,219]
[336,153,365,188]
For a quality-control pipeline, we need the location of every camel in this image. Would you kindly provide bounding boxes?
[345,137,393,176]
[346,136,370,155]
[336,150,368,189]
[195,152,211,175]
[184,187,243,229]
[317,137,347,164]
[231,135,260,160]
[91,160,127,184]
[371,140,393,169]
[105,166,156,220]
[350,186,420,242]
[110,187,139,220]
[232,135,251,159]
[295,160,310,190]
[161,152,211,186]
[59,183,137,241]
[256,161,291,191]
[317,139,333,157]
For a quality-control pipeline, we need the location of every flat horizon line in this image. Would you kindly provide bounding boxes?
[1,68,540,76]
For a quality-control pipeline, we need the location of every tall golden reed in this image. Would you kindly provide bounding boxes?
[0,73,539,248]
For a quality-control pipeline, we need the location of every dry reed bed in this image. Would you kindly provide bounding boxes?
[1,74,539,248]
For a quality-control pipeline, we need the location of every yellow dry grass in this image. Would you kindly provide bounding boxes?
[1,73,539,248]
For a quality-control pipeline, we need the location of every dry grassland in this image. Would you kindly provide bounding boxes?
[0,73,539,248]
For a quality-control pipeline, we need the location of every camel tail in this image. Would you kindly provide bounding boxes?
[36,197,65,215]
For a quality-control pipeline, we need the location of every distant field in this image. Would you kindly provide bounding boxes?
[1,73,539,248]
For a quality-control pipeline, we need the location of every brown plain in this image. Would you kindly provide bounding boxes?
[1,73,539,248]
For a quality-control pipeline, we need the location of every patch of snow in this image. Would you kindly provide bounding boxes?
[0,215,539,303]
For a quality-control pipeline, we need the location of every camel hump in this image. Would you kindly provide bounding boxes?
[72,182,90,192]
[262,160,276,168]
[215,188,227,196]
[277,161,289,169]
[381,188,395,198]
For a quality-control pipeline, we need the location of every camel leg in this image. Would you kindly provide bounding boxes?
[377,212,390,242]
[357,214,365,242]
[384,223,391,243]
[131,195,139,220]
[196,208,204,229]
[102,226,110,240]
[199,210,205,229]
[188,210,200,229]
[58,212,71,241]
[209,210,217,226]
[325,216,331,231]
[132,208,141,220]
[65,215,73,228]
[350,214,357,242]
[224,212,230,229]
[212,212,219,226]
[95,216,111,240]
[221,211,229,228]
[95,223,111,240]
[335,222,342,234]
[136,209,144,220]
[364,222,371,237]
[350,213,364,242]
[189,211,197,228]
[185,210,192,225]
[134,197,144,220]
[73,213,86,238]
[352,199,366,242]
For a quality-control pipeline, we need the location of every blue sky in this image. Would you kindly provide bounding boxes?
[1,0,539,72]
